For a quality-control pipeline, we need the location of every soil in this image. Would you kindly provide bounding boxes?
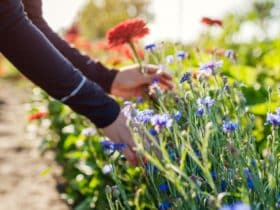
[0,79,69,210]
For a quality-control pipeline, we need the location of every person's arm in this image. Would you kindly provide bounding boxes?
[0,0,119,128]
[22,0,118,93]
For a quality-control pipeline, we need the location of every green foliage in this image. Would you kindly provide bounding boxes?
[78,0,153,40]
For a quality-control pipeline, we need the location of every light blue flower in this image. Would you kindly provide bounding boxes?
[151,114,173,128]
[176,51,187,60]
[135,109,154,124]
[199,60,223,76]
[265,113,280,127]
[220,202,251,210]
[197,96,215,108]
[166,55,174,64]
[223,120,238,133]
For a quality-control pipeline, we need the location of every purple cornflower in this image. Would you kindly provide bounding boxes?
[174,111,182,121]
[224,49,236,62]
[265,113,280,127]
[135,109,154,124]
[180,72,192,83]
[197,96,215,108]
[166,55,174,64]
[159,183,169,193]
[158,201,172,210]
[100,140,127,154]
[145,43,156,51]
[220,202,251,210]
[196,107,204,117]
[223,120,238,133]
[151,114,173,128]
[176,51,187,60]
[199,60,223,76]
[136,96,143,104]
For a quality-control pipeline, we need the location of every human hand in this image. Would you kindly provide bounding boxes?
[110,64,173,99]
[102,112,138,165]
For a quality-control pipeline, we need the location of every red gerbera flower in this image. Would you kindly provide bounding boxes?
[106,18,149,47]
[28,112,48,121]
[201,17,223,27]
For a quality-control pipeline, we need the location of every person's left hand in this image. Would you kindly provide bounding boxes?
[110,64,174,99]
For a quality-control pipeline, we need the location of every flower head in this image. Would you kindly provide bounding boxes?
[197,96,215,108]
[100,140,127,155]
[166,55,174,64]
[106,18,149,47]
[223,120,238,133]
[225,49,236,62]
[28,111,48,121]
[159,183,169,193]
[81,127,96,137]
[158,201,172,210]
[196,107,204,117]
[174,111,182,121]
[135,109,154,124]
[265,113,280,127]
[176,51,187,60]
[199,60,223,76]
[102,164,113,175]
[151,114,173,128]
[220,202,251,210]
[201,17,223,27]
[180,72,192,84]
[145,43,156,51]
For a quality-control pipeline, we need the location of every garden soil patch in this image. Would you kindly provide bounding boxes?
[0,79,68,210]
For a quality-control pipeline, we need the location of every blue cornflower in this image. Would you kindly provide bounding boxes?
[199,60,223,76]
[197,96,215,108]
[251,159,257,167]
[220,202,251,210]
[265,113,280,127]
[149,128,158,136]
[221,180,227,191]
[166,55,174,64]
[176,51,187,60]
[158,201,172,210]
[211,170,217,181]
[223,120,238,133]
[174,111,182,121]
[196,107,204,117]
[100,140,127,154]
[180,72,192,83]
[159,183,169,193]
[135,109,154,124]
[145,43,156,51]
[151,114,173,128]
[244,168,254,190]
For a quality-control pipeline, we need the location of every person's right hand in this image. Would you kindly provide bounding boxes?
[102,112,138,166]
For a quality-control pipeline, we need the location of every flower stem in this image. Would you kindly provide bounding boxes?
[128,41,143,73]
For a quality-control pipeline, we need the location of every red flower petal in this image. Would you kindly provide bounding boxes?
[201,17,223,27]
[106,18,149,47]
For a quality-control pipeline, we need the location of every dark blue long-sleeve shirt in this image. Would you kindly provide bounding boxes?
[0,0,120,128]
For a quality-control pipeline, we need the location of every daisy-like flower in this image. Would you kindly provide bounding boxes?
[106,18,149,47]
[199,60,223,76]
[220,202,251,210]
[201,17,223,27]
[28,111,48,121]
[223,120,238,133]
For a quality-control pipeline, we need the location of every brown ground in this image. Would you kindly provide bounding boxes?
[0,79,69,210]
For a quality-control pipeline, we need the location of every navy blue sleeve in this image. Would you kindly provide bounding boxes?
[22,0,118,93]
[0,0,120,128]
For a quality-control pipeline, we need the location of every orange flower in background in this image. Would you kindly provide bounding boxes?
[106,18,149,47]
[28,112,48,121]
[201,17,223,27]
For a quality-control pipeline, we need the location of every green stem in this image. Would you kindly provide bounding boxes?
[128,41,143,73]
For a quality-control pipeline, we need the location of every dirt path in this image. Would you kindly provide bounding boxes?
[0,79,69,210]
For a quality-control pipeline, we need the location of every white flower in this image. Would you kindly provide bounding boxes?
[81,127,96,137]
[102,164,113,175]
